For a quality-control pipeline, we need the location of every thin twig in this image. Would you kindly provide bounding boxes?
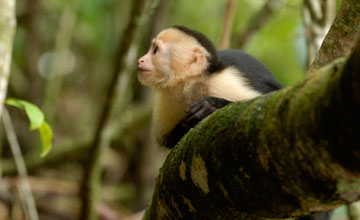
[2,108,39,220]
[16,182,31,220]
[150,0,173,37]
[79,0,157,219]
[1,104,151,175]
[218,0,237,49]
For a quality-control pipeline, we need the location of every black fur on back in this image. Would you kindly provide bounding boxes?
[172,26,283,94]
[173,26,224,74]
[217,50,283,93]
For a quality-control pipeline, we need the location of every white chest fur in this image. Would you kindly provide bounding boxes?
[152,90,187,141]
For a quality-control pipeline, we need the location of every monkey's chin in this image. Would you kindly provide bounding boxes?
[137,71,154,86]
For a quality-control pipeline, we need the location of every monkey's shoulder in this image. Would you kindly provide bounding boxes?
[217,49,283,93]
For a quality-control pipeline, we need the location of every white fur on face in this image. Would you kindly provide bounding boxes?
[144,28,209,88]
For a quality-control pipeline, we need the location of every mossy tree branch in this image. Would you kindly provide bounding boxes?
[144,38,360,219]
[144,1,360,219]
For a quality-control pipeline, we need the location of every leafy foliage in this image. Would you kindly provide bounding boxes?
[5,98,53,157]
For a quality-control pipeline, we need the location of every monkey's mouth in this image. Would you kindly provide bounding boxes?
[137,68,152,84]
[138,67,151,72]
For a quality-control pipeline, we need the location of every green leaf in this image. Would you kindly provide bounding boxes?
[39,122,53,157]
[5,98,44,130]
[4,98,23,109]
[5,98,53,157]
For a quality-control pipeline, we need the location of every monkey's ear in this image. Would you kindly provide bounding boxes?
[188,48,206,75]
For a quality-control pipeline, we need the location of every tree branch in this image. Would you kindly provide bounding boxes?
[79,0,158,218]
[2,109,39,220]
[235,0,285,49]
[309,0,360,72]
[302,0,336,68]
[0,0,16,117]
[144,39,360,219]
[218,0,237,50]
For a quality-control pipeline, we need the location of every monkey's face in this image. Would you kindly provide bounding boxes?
[138,28,207,89]
[137,38,172,87]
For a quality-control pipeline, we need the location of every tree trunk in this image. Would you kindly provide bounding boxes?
[0,0,16,117]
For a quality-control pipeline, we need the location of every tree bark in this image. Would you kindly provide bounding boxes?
[302,0,336,68]
[144,39,360,219]
[309,0,360,72]
[0,0,16,117]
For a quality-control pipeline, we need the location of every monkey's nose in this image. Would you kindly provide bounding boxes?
[138,59,144,65]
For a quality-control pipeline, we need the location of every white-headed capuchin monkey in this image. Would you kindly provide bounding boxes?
[138,27,332,220]
[137,26,283,149]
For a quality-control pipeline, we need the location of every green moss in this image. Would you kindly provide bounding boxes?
[337,179,360,194]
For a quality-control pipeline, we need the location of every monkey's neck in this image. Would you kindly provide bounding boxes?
[153,79,207,141]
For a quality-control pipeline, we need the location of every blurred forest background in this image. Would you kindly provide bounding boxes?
[0,0,357,219]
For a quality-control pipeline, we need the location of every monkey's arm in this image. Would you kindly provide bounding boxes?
[162,97,231,148]
[184,97,232,127]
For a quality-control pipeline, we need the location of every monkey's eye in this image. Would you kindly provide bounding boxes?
[153,46,159,54]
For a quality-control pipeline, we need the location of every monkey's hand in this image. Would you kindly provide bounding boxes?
[183,96,231,129]
[161,97,231,148]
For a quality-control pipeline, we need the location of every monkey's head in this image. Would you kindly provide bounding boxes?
[137,26,222,88]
